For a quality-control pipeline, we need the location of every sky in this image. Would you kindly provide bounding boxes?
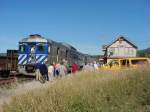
[0,0,150,55]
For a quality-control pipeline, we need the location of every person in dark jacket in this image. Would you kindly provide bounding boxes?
[35,63,49,81]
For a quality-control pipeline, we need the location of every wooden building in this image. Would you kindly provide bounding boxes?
[102,36,138,63]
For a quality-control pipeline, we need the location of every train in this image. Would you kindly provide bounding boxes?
[18,34,87,75]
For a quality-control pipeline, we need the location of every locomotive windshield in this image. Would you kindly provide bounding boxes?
[19,45,26,53]
[36,43,48,54]
[37,45,45,52]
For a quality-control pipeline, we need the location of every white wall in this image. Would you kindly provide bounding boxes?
[107,40,137,57]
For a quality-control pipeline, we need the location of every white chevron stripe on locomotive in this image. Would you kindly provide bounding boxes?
[23,60,27,65]
[18,54,27,64]
[36,55,47,63]
[42,58,48,64]
[18,55,23,59]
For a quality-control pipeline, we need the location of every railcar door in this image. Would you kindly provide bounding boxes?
[27,43,37,64]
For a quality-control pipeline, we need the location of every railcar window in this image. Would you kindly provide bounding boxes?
[19,45,26,53]
[57,48,60,55]
[48,46,51,53]
[131,59,148,65]
[66,50,68,58]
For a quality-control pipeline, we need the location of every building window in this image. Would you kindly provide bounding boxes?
[129,48,134,55]
[125,48,129,56]
[109,48,115,56]
[115,48,118,56]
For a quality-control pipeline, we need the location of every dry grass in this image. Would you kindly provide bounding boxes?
[3,66,150,112]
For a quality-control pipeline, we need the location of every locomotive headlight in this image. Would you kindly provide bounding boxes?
[19,65,24,68]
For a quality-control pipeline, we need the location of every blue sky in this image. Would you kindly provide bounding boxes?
[0,0,150,55]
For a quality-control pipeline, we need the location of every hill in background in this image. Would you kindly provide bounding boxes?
[137,47,150,57]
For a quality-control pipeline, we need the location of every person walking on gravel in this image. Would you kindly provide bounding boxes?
[48,63,54,81]
[59,62,67,77]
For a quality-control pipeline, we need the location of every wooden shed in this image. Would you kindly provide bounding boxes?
[103,36,138,63]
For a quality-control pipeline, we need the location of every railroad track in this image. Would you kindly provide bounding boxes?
[0,75,35,86]
[0,77,16,85]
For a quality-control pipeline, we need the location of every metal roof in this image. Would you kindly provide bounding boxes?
[20,34,48,43]
[106,36,138,49]
[60,42,77,50]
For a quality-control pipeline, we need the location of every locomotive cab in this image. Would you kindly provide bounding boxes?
[18,34,48,75]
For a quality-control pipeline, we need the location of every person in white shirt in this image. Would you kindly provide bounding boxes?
[48,64,54,81]
[83,63,94,72]
[30,46,36,63]
[93,61,99,70]
[59,62,67,77]
[31,46,35,54]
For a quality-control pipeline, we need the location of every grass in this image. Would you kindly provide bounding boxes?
[3,66,150,112]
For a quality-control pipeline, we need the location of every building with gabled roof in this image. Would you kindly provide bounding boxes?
[102,36,138,63]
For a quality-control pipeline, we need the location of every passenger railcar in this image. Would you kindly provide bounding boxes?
[18,34,86,75]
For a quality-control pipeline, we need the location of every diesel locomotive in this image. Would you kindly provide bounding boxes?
[18,34,86,75]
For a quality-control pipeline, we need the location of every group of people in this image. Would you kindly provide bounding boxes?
[35,60,80,82]
[31,46,100,82]
[48,61,67,80]
[35,59,100,82]
[83,61,99,71]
